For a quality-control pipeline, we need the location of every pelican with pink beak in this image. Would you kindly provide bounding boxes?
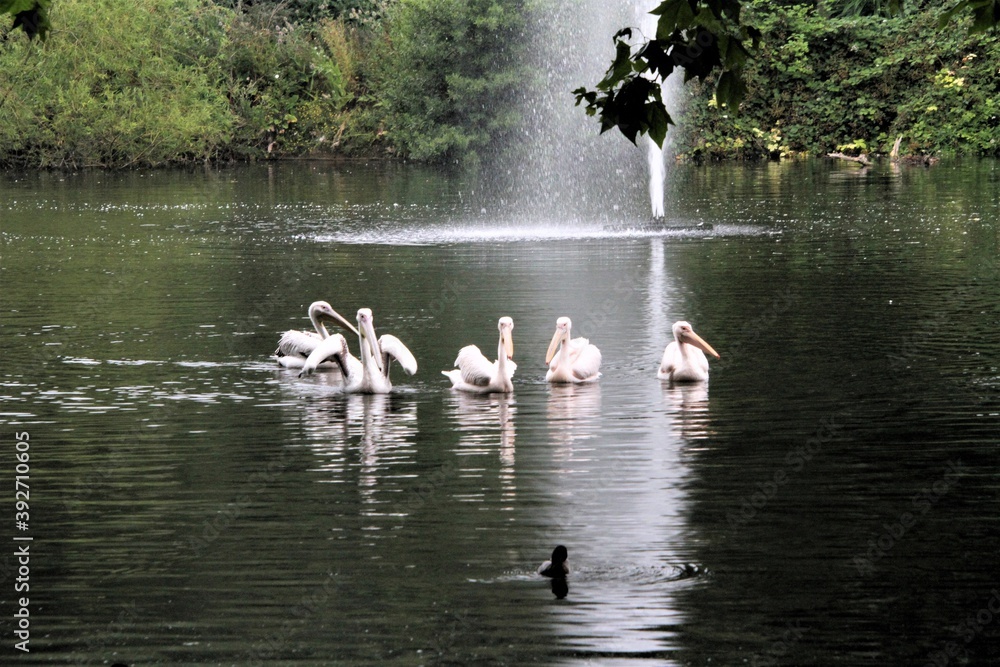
[545,317,602,384]
[658,321,720,383]
[299,308,417,393]
[274,301,359,369]
[442,317,516,394]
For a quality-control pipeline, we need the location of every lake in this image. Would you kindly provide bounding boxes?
[1,159,998,666]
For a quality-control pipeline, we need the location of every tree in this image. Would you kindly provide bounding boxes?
[1,0,50,39]
[577,0,1000,148]
[370,0,529,163]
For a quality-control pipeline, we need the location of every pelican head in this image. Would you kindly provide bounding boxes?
[498,316,514,360]
[356,308,384,372]
[545,317,572,364]
[310,301,360,337]
[673,321,720,359]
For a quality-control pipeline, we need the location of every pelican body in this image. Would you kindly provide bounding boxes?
[274,301,358,369]
[658,321,720,383]
[442,317,516,394]
[545,317,601,384]
[300,308,417,394]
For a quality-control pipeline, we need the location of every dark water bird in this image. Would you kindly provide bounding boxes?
[538,545,569,578]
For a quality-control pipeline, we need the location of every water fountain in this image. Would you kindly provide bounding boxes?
[638,2,667,221]
[505,0,688,228]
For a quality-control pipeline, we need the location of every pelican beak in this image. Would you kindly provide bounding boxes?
[360,316,383,372]
[503,329,514,360]
[323,309,360,337]
[683,330,720,359]
[545,328,563,365]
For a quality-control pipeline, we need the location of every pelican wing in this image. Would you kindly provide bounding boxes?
[500,358,517,379]
[452,345,495,387]
[571,343,602,382]
[565,337,591,363]
[379,335,418,376]
[275,329,322,359]
[659,342,679,379]
[300,333,352,377]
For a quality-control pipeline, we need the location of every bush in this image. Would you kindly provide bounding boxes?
[676,1,1000,160]
[0,0,359,167]
[0,0,234,168]
[367,0,530,164]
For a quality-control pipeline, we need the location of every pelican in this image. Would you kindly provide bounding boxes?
[442,317,516,394]
[300,308,417,393]
[658,320,720,383]
[274,301,358,369]
[545,317,601,383]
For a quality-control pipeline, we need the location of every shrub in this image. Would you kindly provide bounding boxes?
[676,1,1000,159]
[0,0,234,168]
[216,4,352,158]
[367,0,530,164]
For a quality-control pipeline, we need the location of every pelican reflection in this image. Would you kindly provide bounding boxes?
[661,381,714,441]
[292,391,418,520]
[446,391,517,504]
[546,383,602,455]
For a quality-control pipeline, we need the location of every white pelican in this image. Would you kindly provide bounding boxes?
[658,320,720,383]
[545,317,601,383]
[274,301,358,369]
[442,317,516,394]
[300,308,417,394]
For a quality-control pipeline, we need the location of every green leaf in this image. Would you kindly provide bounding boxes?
[646,98,672,147]
[715,69,746,109]
[2,0,50,39]
[598,38,636,90]
[653,0,697,38]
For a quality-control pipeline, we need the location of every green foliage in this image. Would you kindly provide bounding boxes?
[0,0,234,167]
[826,0,900,18]
[216,4,352,158]
[0,0,357,167]
[582,0,1000,149]
[940,0,1000,33]
[0,0,50,39]
[574,0,762,147]
[676,2,1000,159]
[368,0,530,163]
[214,0,384,24]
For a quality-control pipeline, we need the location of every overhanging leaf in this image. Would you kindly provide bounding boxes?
[715,69,746,109]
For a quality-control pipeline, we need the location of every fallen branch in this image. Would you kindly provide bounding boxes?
[827,152,871,166]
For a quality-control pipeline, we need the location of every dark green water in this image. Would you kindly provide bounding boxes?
[1,160,998,666]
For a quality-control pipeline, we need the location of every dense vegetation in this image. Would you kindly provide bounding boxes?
[673,1,1000,160]
[0,0,998,167]
[0,0,529,167]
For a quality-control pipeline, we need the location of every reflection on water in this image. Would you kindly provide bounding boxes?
[447,391,517,506]
[1,161,998,665]
[546,383,602,454]
[661,381,713,440]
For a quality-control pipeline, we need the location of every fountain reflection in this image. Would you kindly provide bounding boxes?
[537,232,713,659]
